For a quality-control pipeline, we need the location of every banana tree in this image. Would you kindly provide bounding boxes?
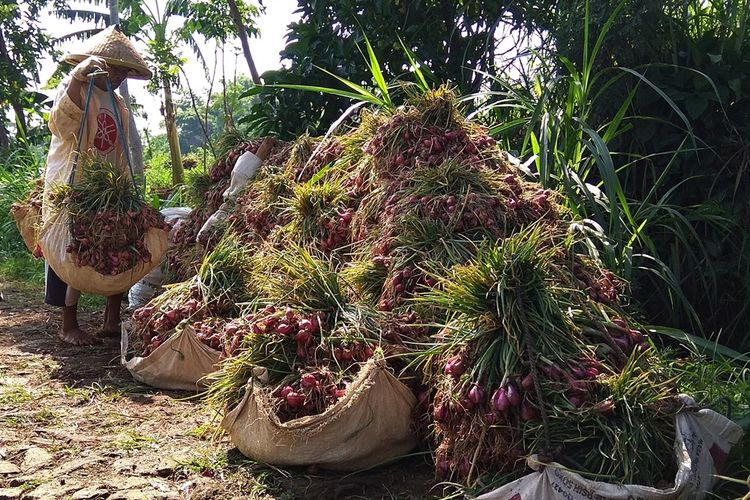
[124,0,259,184]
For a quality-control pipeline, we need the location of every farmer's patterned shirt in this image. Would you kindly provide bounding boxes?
[43,77,131,223]
[92,93,121,165]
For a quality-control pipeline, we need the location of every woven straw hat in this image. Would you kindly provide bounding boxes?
[63,25,152,80]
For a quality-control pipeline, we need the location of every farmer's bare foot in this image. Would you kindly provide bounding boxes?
[58,327,100,346]
[98,322,121,337]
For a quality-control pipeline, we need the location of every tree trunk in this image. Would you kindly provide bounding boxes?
[220,44,234,131]
[0,120,9,150]
[108,0,145,186]
[227,0,261,84]
[162,75,184,185]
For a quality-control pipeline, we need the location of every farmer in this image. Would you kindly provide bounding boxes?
[43,25,151,345]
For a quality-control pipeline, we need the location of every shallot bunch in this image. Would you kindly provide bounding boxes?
[66,206,169,275]
[272,369,350,422]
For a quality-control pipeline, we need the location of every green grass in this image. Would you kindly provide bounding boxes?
[114,430,157,451]
[145,151,211,207]
[185,422,220,440]
[0,415,29,428]
[19,479,42,492]
[62,385,92,402]
[32,409,59,424]
[174,450,292,499]
[0,386,32,405]
[0,253,44,283]
[0,254,105,312]
[175,449,230,476]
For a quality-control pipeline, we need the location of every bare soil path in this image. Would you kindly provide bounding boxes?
[0,282,436,500]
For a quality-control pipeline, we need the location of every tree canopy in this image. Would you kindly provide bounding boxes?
[0,0,65,147]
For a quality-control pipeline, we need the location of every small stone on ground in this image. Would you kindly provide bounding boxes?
[22,447,52,470]
[0,461,20,475]
[0,486,23,500]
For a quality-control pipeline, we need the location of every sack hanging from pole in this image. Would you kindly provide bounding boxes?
[39,75,169,295]
[40,212,168,296]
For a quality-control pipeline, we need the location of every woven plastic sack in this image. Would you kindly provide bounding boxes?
[10,202,42,253]
[221,358,418,471]
[196,151,262,242]
[477,396,744,500]
[121,322,220,392]
[127,267,164,309]
[39,206,168,296]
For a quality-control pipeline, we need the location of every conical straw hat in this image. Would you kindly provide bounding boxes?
[63,25,152,80]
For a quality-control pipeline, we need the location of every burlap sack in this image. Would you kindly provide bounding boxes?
[39,207,168,296]
[477,395,744,500]
[121,322,221,392]
[10,203,41,253]
[221,359,418,471]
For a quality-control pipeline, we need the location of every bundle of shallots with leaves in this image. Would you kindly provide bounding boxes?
[51,156,169,275]
[279,175,356,254]
[167,136,290,280]
[206,246,386,422]
[284,134,345,183]
[188,86,690,488]
[130,235,257,356]
[415,224,678,486]
[226,167,293,245]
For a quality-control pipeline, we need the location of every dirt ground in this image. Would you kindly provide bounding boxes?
[0,282,438,500]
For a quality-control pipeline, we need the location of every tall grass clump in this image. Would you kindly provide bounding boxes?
[474,0,750,351]
[0,141,45,281]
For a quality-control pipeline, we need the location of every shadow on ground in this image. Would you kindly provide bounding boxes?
[0,280,440,499]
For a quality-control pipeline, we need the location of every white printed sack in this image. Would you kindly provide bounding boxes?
[478,396,743,500]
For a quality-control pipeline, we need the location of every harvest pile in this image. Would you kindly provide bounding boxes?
[132,87,687,486]
[51,156,169,275]
[167,138,289,280]
[129,236,255,356]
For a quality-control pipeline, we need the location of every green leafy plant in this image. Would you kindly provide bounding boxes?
[476,0,750,346]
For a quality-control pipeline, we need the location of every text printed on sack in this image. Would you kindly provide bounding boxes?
[551,469,648,500]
